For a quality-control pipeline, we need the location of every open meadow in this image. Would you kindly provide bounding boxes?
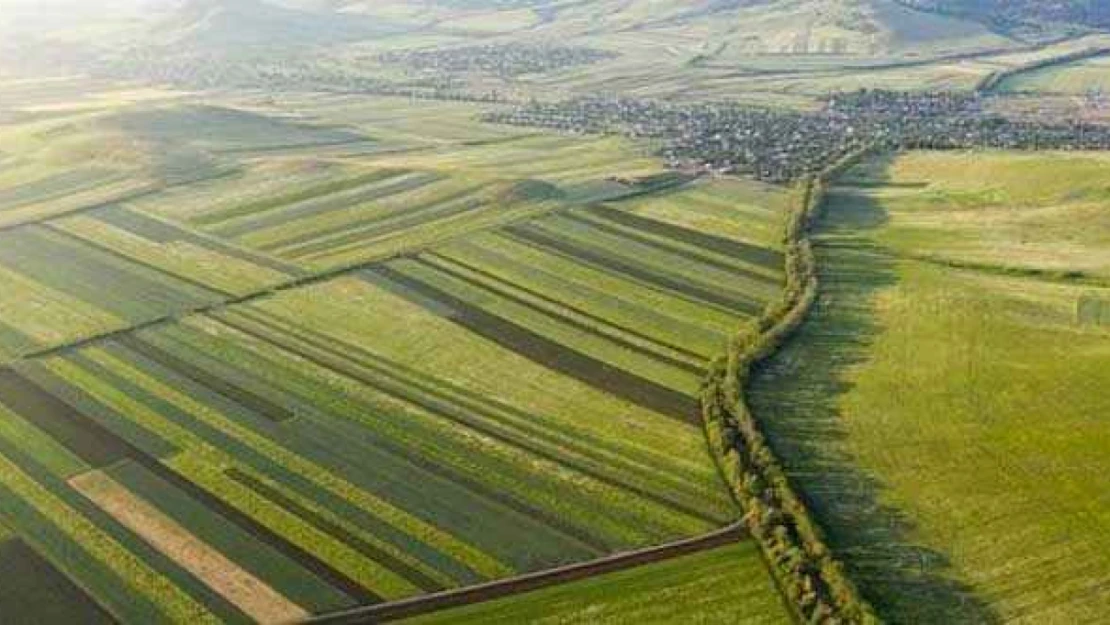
[751,150,1110,623]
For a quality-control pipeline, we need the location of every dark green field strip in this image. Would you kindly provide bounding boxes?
[0,368,132,469]
[391,259,701,396]
[0,538,116,624]
[0,226,221,318]
[209,309,725,525]
[43,224,241,300]
[585,204,785,269]
[6,358,377,606]
[504,225,762,317]
[420,253,707,370]
[68,347,471,596]
[436,239,730,356]
[565,210,782,284]
[109,459,354,614]
[14,363,181,461]
[92,206,304,276]
[366,265,700,421]
[269,185,489,258]
[114,334,295,422]
[0,437,254,624]
[225,468,447,594]
[526,216,778,306]
[214,171,443,240]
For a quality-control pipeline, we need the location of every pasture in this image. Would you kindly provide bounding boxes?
[750,150,1110,623]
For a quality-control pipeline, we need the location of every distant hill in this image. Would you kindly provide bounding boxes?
[150,0,393,50]
[895,1,1110,34]
[345,0,1016,55]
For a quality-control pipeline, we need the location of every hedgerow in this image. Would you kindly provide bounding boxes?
[701,148,879,623]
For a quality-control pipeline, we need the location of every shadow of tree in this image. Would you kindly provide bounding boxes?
[748,171,1000,624]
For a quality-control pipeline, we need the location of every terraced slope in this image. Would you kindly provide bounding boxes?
[750,151,1110,622]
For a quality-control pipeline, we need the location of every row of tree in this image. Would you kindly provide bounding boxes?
[701,148,879,624]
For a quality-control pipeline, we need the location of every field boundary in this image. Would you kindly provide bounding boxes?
[700,148,879,624]
[305,522,746,624]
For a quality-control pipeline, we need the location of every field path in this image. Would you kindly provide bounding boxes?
[308,523,746,624]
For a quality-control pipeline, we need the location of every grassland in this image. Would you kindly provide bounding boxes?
[0,84,793,621]
[403,541,789,625]
[750,150,1110,623]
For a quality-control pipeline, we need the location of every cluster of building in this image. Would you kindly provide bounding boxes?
[378,43,617,78]
[486,90,1110,182]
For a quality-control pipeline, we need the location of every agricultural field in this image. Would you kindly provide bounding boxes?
[999,53,1110,94]
[0,79,794,621]
[751,151,1110,623]
[404,541,790,624]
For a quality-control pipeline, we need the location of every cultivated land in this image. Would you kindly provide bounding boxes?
[0,84,792,622]
[2,1,1110,622]
[750,151,1110,623]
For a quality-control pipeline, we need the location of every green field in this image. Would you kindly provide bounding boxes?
[404,541,790,625]
[751,150,1110,623]
[0,86,793,621]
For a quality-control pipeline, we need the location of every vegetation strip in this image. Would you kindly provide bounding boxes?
[307,523,746,624]
[700,151,878,624]
[365,266,700,421]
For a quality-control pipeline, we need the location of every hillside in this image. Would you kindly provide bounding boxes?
[896,0,1110,34]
